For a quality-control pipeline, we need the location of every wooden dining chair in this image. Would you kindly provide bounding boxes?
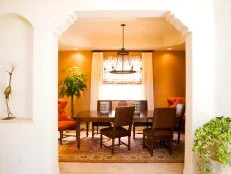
[92,100,112,138]
[143,108,176,156]
[132,100,152,138]
[100,106,135,154]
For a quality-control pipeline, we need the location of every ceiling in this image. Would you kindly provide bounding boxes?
[59,17,185,51]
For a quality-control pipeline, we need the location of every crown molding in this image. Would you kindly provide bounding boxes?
[164,12,189,38]
[53,12,78,37]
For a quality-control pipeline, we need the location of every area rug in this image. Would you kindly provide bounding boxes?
[59,131,184,163]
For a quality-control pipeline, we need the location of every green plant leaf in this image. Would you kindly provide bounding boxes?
[58,65,87,116]
[192,116,231,172]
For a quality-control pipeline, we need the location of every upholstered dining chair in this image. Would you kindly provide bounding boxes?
[174,103,185,144]
[143,108,176,156]
[167,97,186,133]
[100,106,135,154]
[58,99,76,145]
[92,100,112,138]
[132,100,151,138]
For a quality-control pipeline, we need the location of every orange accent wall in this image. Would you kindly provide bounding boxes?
[153,51,185,107]
[58,51,92,116]
[58,50,185,113]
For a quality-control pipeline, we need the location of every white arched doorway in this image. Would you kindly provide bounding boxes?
[0,1,217,173]
[54,10,192,173]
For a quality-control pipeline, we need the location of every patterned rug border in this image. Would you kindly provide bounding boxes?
[59,131,185,163]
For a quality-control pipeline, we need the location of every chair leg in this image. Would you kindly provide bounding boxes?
[169,139,173,155]
[119,137,121,145]
[97,126,99,135]
[100,133,102,148]
[178,125,181,144]
[59,131,63,145]
[86,122,89,137]
[133,125,135,139]
[92,125,94,138]
[150,139,154,156]
[143,133,145,148]
[112,138,115,154]
[128,136,131,151]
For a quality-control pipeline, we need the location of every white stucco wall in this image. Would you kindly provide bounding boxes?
[0,3,59,173]
[214,0,231,115]
[0,0,229,174]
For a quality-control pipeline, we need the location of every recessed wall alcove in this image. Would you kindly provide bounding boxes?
[0,14,33,121]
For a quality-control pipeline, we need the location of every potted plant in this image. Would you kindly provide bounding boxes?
[59,65,87,117]
[193,116,231,173]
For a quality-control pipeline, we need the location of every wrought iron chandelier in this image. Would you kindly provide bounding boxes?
[110,24,136,74]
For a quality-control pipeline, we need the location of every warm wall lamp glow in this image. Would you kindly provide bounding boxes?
[167,47,172,50]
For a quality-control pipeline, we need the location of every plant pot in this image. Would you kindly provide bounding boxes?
[209,159,231,174]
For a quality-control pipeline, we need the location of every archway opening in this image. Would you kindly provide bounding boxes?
[55,10,191,173]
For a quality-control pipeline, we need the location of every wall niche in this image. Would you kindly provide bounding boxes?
[0,14,33,120]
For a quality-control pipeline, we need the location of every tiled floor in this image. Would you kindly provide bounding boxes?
[59,162,184,174]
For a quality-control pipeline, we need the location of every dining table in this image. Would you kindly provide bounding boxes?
[73,110,154,149]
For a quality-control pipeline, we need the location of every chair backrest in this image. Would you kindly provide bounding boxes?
[152,108,176,129]
[114,106,135,128]
[58,99,71,121]
[176,103,185,118]
[131,100,148,114]
[97,100,112,114]
[140,100,148,112]
[118,101,128,107]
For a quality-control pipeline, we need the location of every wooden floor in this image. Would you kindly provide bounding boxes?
[59,162,184,174]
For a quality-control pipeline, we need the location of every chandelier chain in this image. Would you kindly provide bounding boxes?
[122,24,125,48]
